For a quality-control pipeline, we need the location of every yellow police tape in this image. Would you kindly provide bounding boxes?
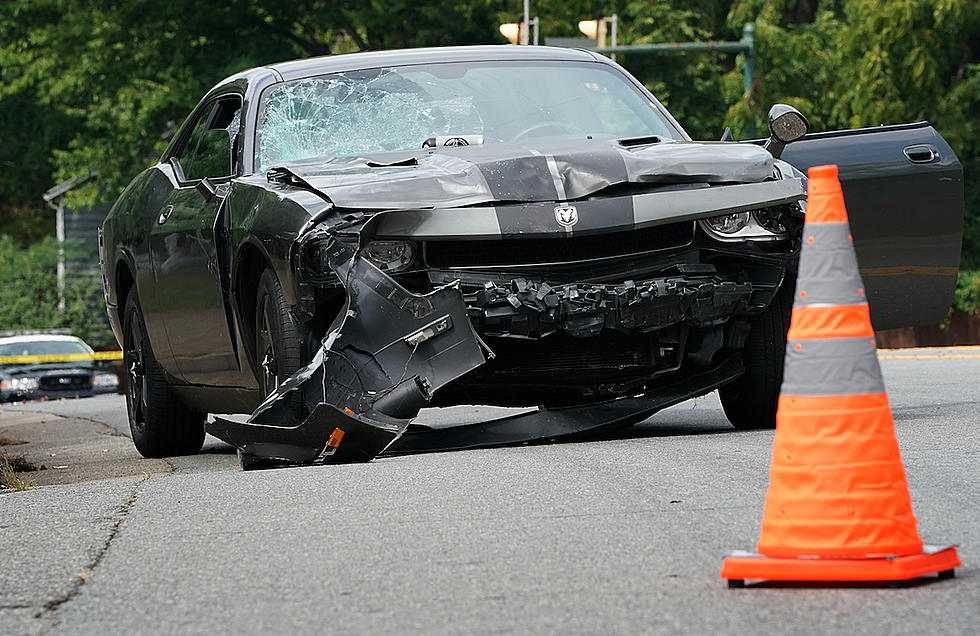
[0,351,124,364]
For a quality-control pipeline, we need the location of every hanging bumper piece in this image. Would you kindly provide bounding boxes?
[208,237,488,468]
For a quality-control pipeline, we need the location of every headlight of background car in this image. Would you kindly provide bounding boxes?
[94,373,119,388]
[700,207,793,242]
[1,377,40,392]
[362,240,416,273]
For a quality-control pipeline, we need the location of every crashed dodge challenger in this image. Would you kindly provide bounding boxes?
[100,46,963,467]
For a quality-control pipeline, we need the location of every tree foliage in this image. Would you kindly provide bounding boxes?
[0,236,112,347]
[1,0,977,312]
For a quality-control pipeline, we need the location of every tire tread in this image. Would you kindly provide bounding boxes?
[124,291,206,457]
[720,285,793,430]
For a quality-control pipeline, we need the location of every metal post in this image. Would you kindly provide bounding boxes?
[609,15,618,63]
[742,24,755,137]
[522,0,530,45]
[56,202,65,313]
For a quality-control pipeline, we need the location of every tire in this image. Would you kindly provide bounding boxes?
[719,284,793,430]
[253,269,311,407]
[123,290,206,457]
[240,270,312,471]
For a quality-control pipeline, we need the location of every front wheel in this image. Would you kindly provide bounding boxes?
[253,269,312,405]
[240,270,312,471]
[719,285,793,430]
[123,290,206,457]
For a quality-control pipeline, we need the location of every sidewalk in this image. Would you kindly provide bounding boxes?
[0,409,169,488]
[0,409,171,635]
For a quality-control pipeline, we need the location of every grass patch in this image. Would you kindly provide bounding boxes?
[0,451,36,491]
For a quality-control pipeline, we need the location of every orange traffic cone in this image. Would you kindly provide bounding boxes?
[720,164,960,586]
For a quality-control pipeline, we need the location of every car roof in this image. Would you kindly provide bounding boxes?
[265,45,603,82]
[0,334,89,346]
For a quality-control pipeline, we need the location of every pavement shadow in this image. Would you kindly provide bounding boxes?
[734,575,960,589]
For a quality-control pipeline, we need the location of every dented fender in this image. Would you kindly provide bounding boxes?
[209,231,489,467]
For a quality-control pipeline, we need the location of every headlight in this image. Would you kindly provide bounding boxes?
[700,207,793,242]
[363,240,416,273]
[753,208,788,234]
[2,377,39,392]
[704,212,750,234]
[94,373,119,388]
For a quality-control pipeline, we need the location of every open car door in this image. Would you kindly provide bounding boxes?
[779,122,964,330]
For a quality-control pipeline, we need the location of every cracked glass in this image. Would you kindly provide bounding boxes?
[255,61,680,171]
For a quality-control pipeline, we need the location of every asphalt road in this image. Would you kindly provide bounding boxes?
[1,349,978,634]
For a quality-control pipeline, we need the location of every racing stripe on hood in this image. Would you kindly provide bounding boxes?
[493,197,635,237]
[371,179,803,240]
[480,155,560,201]
[554,145,630,200]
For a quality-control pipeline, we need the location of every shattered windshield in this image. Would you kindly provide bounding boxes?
[255,61,680,171]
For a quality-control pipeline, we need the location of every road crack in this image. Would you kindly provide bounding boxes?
[36,480,142,626]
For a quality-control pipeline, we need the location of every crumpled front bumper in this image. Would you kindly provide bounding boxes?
[208,235,761,468]
[466,275,754,338]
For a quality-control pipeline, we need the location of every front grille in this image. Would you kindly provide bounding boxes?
[40,375,92,391]
[424,221,694,268]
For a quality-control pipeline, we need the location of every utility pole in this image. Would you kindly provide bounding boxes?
[523,0,530,46]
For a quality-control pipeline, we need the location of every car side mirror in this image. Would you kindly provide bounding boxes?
[763,104,809,159]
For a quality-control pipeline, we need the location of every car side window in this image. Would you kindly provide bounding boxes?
[173,96,242,181]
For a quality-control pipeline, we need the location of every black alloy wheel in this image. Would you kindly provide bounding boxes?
[240,270,312,471]
[253,269,311,408]
[123,290,206,457]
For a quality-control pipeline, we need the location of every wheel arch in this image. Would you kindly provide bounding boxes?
[115,257,136,315]
[234,239,275,369]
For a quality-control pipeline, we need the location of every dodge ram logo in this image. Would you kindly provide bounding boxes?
[554,205,579,228]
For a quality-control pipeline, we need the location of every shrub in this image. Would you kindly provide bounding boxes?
[0,235,114,348]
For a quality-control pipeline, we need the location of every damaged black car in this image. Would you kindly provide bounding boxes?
[99,46,963,467]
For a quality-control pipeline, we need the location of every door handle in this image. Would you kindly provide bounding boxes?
[157,205,174,224]
[903,144,939,163]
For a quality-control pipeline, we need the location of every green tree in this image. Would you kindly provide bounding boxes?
[1,0,977,316]
[0,0,509,217]
[0,236,112,347]
[722,0,980,303]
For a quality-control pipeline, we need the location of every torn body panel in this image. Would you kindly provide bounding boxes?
[208,208,764,465]
[209,238,487,465]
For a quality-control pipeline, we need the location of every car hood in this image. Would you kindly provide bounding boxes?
[269,139,774,209]
[1,363,96,377]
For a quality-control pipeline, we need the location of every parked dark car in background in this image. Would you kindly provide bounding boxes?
[0,334,119,402]
[100,46,963,466]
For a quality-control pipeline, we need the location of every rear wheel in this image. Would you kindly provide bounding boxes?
[123,290,205,457]
[719,284,793,430]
